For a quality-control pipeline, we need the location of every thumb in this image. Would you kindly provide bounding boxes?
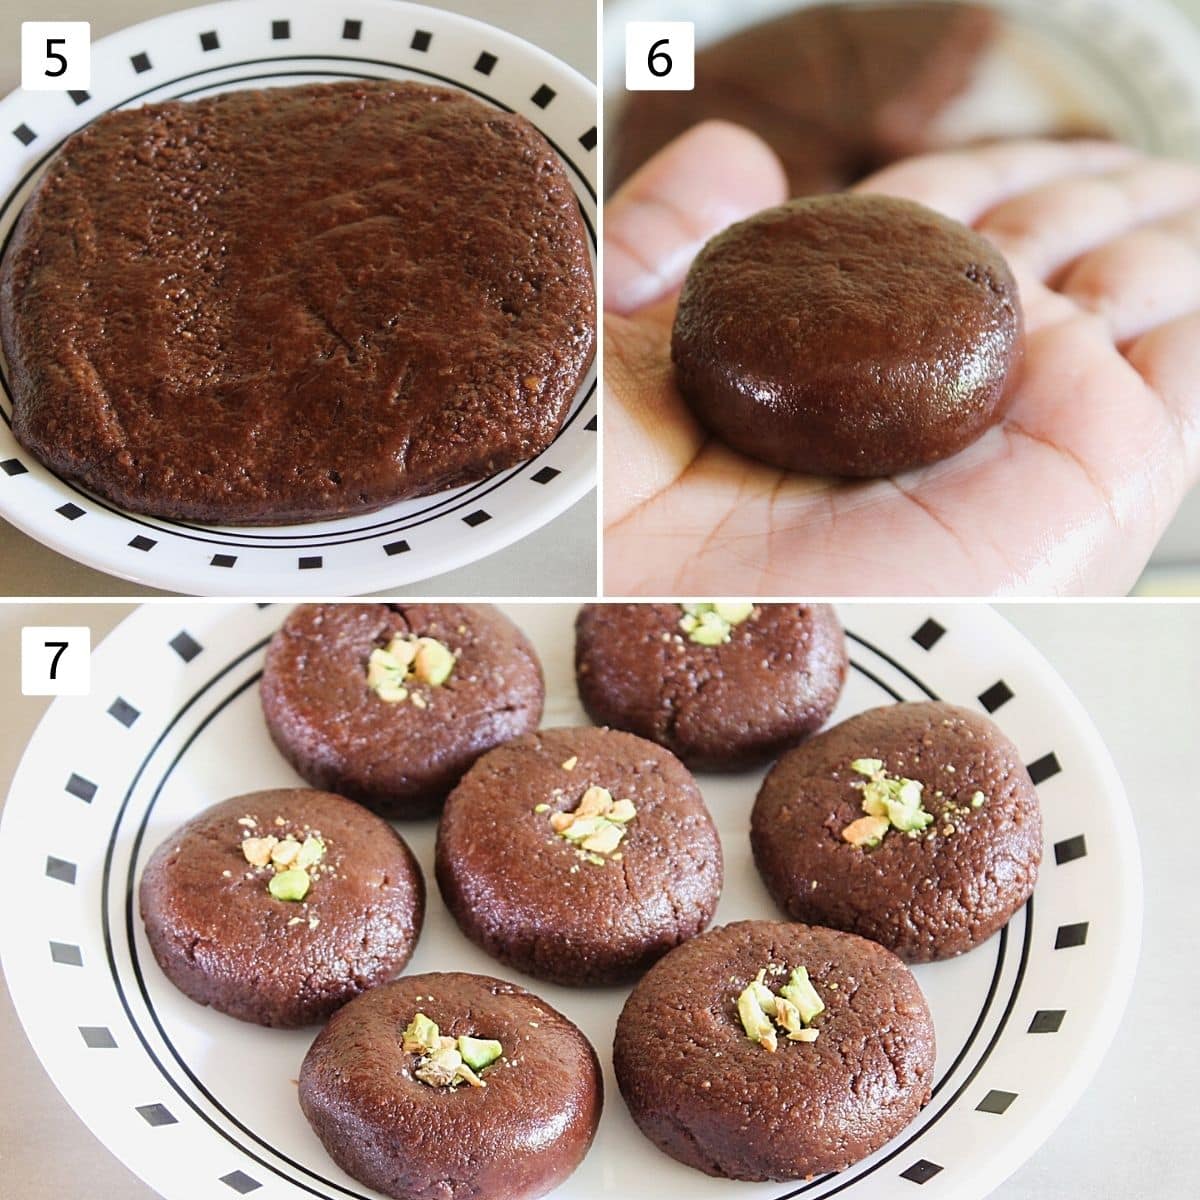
[604,119,787,315]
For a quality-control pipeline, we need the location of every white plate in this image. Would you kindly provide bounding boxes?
[0,602,1141,1200]
[0,0,597,595]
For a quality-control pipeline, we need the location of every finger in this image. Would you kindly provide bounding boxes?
[975,159,1200,280]
[855,138,1138,227]
[603,119,787,316]
[1125,311,1200,477]
[1058,224,1200,344]
[602,312,706,529]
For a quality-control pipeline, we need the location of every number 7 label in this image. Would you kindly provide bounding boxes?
[21,626,91,696]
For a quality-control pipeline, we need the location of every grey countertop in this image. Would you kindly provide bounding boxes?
[0,0,597,597]
[0,601,1195,1199]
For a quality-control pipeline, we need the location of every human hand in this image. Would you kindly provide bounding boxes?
[603,123,1200,595]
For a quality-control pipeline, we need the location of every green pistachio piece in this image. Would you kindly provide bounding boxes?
[712,601,754,625]
[457,1036,503,1071]
[559,815,607,843]
[402,1013,440,1054]
[268,867,310,902]
[780,966,825,1024]
[971,791,986,808]
[412,638,455,686]
[774,995,804,1037]
[689,613,730,646]
[681,603,715,616]
[748,969,778,1017]
[295,836,325,871]
[737,980,778,1051]
[850,758,885,777]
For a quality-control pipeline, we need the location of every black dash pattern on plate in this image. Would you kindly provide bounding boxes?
[45,856,77,884]
[1053,835,1087,865]
[1026,752,1062,784]
[50,941,82,966]
[1,458,28,475]
[220,1171,262,1195]
[976,1089,1017,1114]
[911,618,945,650]
[1028,1009,1065,1033]
[136,1104,178,1127]
[66,772,97,802]
[900,1159,943,1184]
[383,540,410,556]
[1054,922,1088,949]
[107,697,140,728]
[130,52,151,73]
[169,631,203,662]
[79,1026,117,1048]
[13,123,36,145]
[977,680,1013,712]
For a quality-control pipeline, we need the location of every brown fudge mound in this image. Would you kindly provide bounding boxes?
[261,603,545,820]
[752,701,1042,961]
[575,603,847,770]
[138,788,424,1026]
[672,194,1023,477]
[436,726,722,986]
[299,972,602,1200]
[1,80,595,524]
[614,920,935,1180]
[611,2,994,195]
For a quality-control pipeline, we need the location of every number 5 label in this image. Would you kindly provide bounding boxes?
[21,22,91,92]
[21,626,91,696]
[626,22,694,91]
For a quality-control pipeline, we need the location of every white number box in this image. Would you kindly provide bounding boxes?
[21,626,91,696]
[21,22,91,92]
[625,21,694,92]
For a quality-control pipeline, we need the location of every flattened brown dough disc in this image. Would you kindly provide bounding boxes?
[614,920,936,1180]
[138,788,425,1027]
[671,194,1023,477]
[299,972,602,1200]
[751,701,1043,961]
[0,81,596,524]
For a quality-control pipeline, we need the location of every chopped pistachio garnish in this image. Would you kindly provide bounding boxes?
[737,966,823,1050]
[779,966,825,1024]
[533,803,550,814]
[842,759,933,847]
[367,633,456,704]
[241,825,327,901]
[678,601,756,645]
[269,867,310,902]
[561,756,578,771]
[402,1012,502,1089]
[544,785,637,861]
[971,791,986,808]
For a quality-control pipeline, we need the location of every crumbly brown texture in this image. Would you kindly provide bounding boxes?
[610,3,995,195]
[261,603,544,820]
[0,80,595,524]
[752,702,1042,961]
[575,604,847,771]
[672,194,1023,477]
[613,920,935,1181]
[436,727,722,986]
[138,788,424,1027]
[299,972,602,1200]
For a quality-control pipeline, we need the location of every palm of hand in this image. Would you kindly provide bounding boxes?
[604,131,1200,596]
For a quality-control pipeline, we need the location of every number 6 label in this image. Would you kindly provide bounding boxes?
[21,22,91,92]
[21,626,91,696]
[626,22,694,92]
